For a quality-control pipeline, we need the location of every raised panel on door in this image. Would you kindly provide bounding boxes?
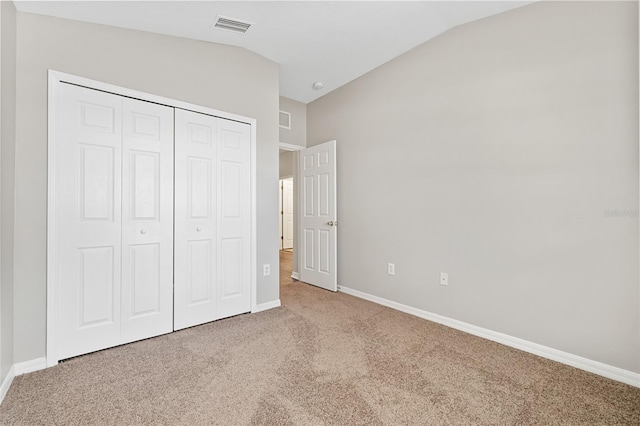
[56,83,123,359]
[304,229,315,270]
[189,157,212,219]
[129,243,161,316]
[217,120,251,319]
[298,141,337,292]
[130,151,160,220]
[318,173,330,217]
[174,109,218,330]
[302,157,315,275]
[221,238,242,298]
[303,175,315,217]
[79,144,115,221]
[78,246,116,327]
[121,98,174,343]
[187,239,213,304]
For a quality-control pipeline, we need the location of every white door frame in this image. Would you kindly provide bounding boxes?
[47,70,258,367]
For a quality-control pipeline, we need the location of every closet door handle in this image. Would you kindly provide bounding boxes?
[196,227,202,232]
[139,229,147,235]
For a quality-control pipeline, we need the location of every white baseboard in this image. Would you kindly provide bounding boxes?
[14,357,47,376]
[338,285,640,388]
[0,365,15,404]
[252,299,281,313]
[0,357,47,404]
[291,272,299,280]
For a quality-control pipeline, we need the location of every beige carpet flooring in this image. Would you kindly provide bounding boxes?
[1,251,639,425]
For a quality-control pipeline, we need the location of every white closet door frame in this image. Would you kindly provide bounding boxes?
[46,70,258,367]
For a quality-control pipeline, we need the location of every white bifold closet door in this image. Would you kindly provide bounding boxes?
[174,109,251,330]
[55,83,174,360]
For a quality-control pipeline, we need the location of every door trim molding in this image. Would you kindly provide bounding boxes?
[47,70,258,367]
[0,366,15,404]
[253,299,281,313]
[14,357,47,376]
[279,142,304,151]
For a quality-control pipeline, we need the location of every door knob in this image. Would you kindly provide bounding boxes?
[140,229,147,235]
[327,221,334,226]
[196,227,202,232]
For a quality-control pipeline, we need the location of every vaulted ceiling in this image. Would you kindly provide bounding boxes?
[14,1,533,103]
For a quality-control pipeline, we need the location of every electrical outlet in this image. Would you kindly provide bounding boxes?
[263,264,270,276]
[440,272,448,286]
[387,263,395,276]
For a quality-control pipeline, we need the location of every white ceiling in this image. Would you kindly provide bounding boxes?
[14,1,533,104]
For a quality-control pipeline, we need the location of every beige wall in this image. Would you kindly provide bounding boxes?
[278,97,305,275]
[14,13,280,363]
[279,150,294,178]
[279,96,306,147]
[1,0,17,381]
[307,1,640,372]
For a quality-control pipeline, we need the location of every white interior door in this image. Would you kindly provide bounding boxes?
[174,110,218,330]
[56,84,123,359]
[299,140,337,291]
[216,118,252,319]
[283,178,294,249]
[174,109,251,330]
[55,84,174,359]
[120,99,174,343]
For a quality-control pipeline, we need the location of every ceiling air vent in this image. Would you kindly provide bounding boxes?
[213,15,253,34]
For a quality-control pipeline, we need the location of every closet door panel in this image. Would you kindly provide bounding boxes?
[217,120,251,318]
[174,109,218,330]
[56,83,123,360]
[120,99,174,342]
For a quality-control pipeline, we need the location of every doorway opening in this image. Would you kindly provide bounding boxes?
[278,147,299,290]
[279,177,294,251]
[279,176,294,288]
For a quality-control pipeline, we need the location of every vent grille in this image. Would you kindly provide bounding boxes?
[214,16,253,34]
[279,111,291,129]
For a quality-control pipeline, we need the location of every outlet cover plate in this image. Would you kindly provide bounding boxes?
[388,263,395,276]
[440,272,448,286]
